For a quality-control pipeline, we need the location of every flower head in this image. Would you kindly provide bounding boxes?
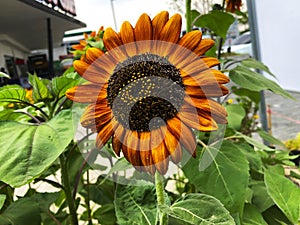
[66,11,229,174]
[226,0,242,12]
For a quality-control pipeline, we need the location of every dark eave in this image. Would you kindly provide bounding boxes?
[0,0,86,51]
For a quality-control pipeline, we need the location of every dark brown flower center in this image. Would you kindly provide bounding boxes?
[107,53,185,132]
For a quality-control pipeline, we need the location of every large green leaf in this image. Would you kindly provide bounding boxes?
[264,169,300,224]
[193,10,235,38]
[229,65,293,99]
[241,58,275,77]
[183,141,249,214]
[114,180,157,225]
[0,110,74,187]
[251,181,274,212]
[169,193,235,224]
[28,74,53,102]
[0,197,41,225]
[233,142,262,171]
[225,104,246,130]
[0,85,26,103]
[242,204,268,225]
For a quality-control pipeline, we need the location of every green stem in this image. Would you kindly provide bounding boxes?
[59,155,78,225]
[155,171,167,225]
[185,0,192,33]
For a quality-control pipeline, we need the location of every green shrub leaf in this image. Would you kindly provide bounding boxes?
[251,182,274,212]
[241,58,275,77]
[169,193,235,224]
[114,180,157,225]
[93,204,116,225]
[0,110,74,187]
[183,141,249,214]
[0,197,41,225]
[225,104,246,130]
[242,204,268,225]
[229,65,293,99]
[0,85,27,103]
[264,168,300,224]
[28,74,53,102]
[51,76,79,99]
[193,11,235,38]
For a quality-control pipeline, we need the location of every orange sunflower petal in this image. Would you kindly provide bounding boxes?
[167,116,196,157]
[66,83,107,103]
[120,21,137,56]
[151,141,169,175]
[103,27,127,61]
[139,132,156,174]
[80,101,112,130]
[112,134,122,156]
[96,121,114,149]
[164,128,182,164]
[178,30,202,51]
[134,13,152,53]
[185,84,229,97]
[159,13,182,43]
[152,11,169,40]
[194,39,216,56]
[86,47,104,63]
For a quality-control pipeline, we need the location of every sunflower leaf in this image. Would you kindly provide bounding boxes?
[264,168,300,224]
[251,182,274,212]
[242,204,268,225]
[114,180,157,225]
[193,10,235,38]
[168,193,235,224]
[51,76,80,99]
[0,85,27,103]
[229,65,294,99]
[0,110,74,187]
[182,140,249,215]
[241,58,275,78]
[225,104,246,130]
[28,73,53,102]
[0,197,41,225]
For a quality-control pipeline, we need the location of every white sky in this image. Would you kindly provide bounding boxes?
[73,0,172,32]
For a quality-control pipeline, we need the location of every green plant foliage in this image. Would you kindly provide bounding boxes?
[193,10,235,38]
[0,197,41,225]
[183,141,249,215]
[225,104,246,130]
[114,180,157,225]
[264,169,300,224]
[28,74,53,102]
[93,204,116,225]
[0,85,27,103]
[0,196,5,210]
[251,182,274,212]
[229,65,293,99]
[0,72,10,79]
[0,110,74,187]
[168,193,235,224]
[242,204,268,225]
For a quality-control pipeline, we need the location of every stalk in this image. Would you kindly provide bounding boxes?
[155,171,167,225]
[59,155,78,225]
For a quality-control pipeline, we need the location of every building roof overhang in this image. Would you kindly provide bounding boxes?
[0,0,86,52]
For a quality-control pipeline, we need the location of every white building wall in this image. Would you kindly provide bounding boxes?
[255,0,300,92]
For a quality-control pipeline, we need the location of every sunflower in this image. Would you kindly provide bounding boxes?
[66,11,229,175]
[226,0,242,12]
